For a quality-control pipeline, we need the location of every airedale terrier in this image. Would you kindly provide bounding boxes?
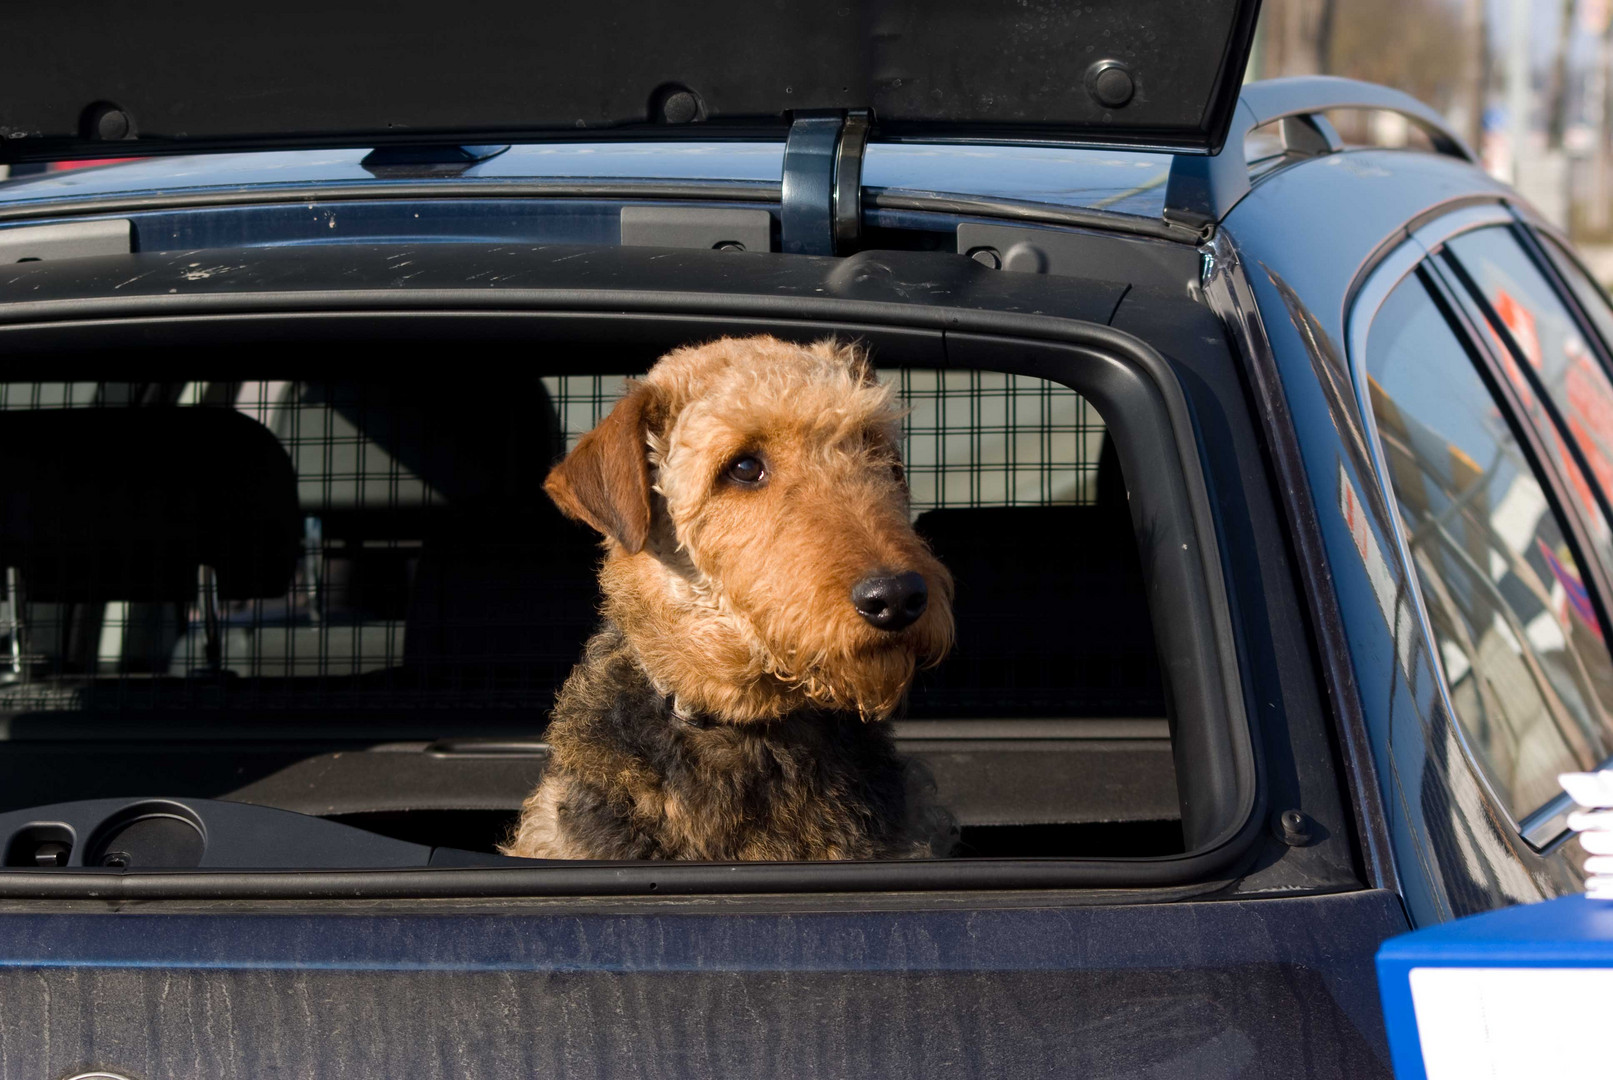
[502,336,956,861]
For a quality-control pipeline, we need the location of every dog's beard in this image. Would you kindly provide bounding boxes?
[772,641,917,720]
[607,547,951,723]
[756,620,954,721]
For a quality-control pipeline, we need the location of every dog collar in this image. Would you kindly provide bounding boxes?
[669,694,717,730]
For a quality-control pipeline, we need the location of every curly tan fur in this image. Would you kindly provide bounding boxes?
[503,336,955,861]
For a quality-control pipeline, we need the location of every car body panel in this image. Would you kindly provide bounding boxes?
[1223,150,1586,924]
[0,890,1403,1080]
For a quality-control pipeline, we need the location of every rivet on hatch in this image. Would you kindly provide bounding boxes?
[1274,809,1315,847]
[966,246,1001,269]
[80,101,135,142]
[1084,61,1135,109]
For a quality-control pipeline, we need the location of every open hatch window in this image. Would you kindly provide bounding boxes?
[0,324,1252,888]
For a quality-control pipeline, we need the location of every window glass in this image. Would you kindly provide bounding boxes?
[1447,227,1613,572]
[0,373,1152,723]
[1367,272,1613,818]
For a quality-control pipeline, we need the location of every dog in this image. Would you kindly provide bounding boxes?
[501,336,956,861]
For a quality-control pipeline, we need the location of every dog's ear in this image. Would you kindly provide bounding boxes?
[544,382,661,554]
[811,338,876,385]
[841,341,877,386]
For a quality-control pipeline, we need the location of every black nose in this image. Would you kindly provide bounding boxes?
[851,571,929,631]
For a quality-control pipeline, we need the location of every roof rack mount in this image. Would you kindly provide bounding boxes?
[1164,76,1478,229]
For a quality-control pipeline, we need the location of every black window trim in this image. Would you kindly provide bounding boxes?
[1348,212,1613,851]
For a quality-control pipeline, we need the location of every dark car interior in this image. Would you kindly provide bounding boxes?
[0,361,1181,867]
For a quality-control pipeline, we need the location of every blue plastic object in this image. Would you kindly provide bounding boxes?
[1377,894,1613,1079]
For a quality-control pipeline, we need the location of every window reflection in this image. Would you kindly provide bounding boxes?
[1367,273,1613,818]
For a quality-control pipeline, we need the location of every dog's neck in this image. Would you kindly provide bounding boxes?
[535,621,938,861]
[570,619,868,737]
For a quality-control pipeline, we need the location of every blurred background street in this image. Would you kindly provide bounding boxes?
[1254,0,1613,277]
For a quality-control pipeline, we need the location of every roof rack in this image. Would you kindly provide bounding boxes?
[1164,76,1477,229]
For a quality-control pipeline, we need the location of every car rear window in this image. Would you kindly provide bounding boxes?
[0,372,1160,723]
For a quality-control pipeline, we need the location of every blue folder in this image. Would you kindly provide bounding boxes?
[1377,894,1613,1079]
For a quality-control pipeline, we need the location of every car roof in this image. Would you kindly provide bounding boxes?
[1224,146,1517,334]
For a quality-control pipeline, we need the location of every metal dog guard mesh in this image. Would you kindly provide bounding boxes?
[0,373,1157,718]
[548,371,1107,513]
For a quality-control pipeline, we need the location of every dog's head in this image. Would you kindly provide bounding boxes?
[545,336,954,722]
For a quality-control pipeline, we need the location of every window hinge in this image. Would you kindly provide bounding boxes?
[780,109,871,256]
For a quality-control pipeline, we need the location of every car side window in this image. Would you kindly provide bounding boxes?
[1366,271,1613,820]
[1445,227,1613,574]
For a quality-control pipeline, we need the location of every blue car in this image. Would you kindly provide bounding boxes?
[0,2,1600,1077]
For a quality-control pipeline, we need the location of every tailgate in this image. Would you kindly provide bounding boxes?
[3,889,1403,1079]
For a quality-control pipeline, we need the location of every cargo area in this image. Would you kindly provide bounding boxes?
[0,363,1180,860]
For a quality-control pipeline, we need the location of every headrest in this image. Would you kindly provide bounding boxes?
[302,380,565,513]
[910,498,1160,714]
[0,408,301,602]
[914,500,1144,633]
[916,503,1133,561]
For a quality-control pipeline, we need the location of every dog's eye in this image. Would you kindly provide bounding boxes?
[726,455,766,485]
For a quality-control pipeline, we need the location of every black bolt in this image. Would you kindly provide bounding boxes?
[661,91,699,125]
[967,246,1002,269]
[713,241,746,252]
[1274,809,1314,847]
[1085,62,1135,109]
[94,107,131,141]
[32,841,68,867]
[101,851,130,869]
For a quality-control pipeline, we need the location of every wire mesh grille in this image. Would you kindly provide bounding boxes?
[0,372,1118,717]
[542,370,1105,512]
